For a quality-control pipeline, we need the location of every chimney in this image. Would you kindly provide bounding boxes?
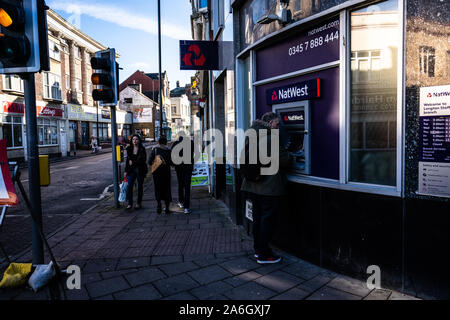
[176,81,180,88]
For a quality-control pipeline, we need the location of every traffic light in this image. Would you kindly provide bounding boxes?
[91,48,118,106]
[0,0,49,74]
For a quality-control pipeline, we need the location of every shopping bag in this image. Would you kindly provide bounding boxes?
[151,154,165,174]
[28,261,56,292]
[118,178,128,203]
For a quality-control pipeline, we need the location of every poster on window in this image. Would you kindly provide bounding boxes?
[418,85,450,198]
[191,153,209,187]
[0,140,18,206]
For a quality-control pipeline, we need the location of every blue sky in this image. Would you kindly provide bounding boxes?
[48,0,196,88]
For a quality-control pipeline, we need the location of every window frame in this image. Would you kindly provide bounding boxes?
[3,115,24,149]
[43,72,62,101]
[3,75,24,93]
[37,118,59,146]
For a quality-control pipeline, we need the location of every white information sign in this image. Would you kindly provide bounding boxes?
[418,85,450,198]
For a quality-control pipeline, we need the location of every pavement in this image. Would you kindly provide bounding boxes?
[0,170,420,300]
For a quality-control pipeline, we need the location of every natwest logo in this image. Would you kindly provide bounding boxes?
[272,91,278,101]
[278,85,309,100]
[266,78,320,105]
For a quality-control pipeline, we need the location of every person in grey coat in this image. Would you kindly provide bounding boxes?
[241,112,290,264]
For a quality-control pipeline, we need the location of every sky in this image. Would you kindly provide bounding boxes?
[48,0,196,89]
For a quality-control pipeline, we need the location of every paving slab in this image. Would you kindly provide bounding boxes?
[190,281,234,299]
[223,281,277,300]
[124,267,167,287]
[113,285,162,300]
[327,275,372,297]
[254,270,304,293]
[153,274,200,297]
[307,286,361,300]
[220,257,260,275]
[188,265,233,285]
[85,276,130,298]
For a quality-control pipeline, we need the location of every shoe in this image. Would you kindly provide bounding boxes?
[126,205,132,210]
[184,208,191,214]
[135,204,141,210]
[254,253,259,259]
[177,202,184,209]
[257,255,282,264]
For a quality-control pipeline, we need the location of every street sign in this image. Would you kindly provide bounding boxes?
[180,40,219,70]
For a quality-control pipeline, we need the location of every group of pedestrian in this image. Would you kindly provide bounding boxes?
[123,133,194,215]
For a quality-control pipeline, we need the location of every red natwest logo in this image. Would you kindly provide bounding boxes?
[427,93,432,98]
[272,91,278,101]
[182,45,206,67]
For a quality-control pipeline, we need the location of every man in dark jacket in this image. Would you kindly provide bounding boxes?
[171,133,195,214]
[241,112,290,264]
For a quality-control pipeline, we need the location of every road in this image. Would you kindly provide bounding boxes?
[0,151,123,260]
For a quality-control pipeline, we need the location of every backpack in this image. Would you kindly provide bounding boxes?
[240,135,263,182]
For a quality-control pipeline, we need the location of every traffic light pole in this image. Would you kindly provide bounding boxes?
[21,73,44,265]
[110,63,120,209]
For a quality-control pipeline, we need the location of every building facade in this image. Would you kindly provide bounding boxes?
[195,0,450,298]
[119,85,156,140]
[170,82,192,137]
[0,9,130,160]
[119,71,172,140]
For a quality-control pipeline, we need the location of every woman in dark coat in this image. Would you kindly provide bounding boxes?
[124,134,148,210]
[149,135,172,214]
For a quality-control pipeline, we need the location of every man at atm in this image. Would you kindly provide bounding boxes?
[241,112,291,264]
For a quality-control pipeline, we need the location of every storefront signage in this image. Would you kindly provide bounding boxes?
[192,154,209,187]
[256,17,340,81]
[3,102,24,114]
[180,40,219,70]
[37,106,63,118]
[266,79,320,105]
[418,85,450,198]
[67,104,97,122]
[3,102,62,117]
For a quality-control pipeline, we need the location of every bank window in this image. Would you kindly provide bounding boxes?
[3,75,24,92]
[419,46,435,77]
[38,118,58,145]
[43,72,62,101]
[349,0,399,187]
[3,116,23,148]
[351,50,381,83]
[172,106,177,114]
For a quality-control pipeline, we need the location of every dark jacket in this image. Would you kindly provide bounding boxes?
[149,144,172,174]
[171,137,195,172]
[125,145,148,177]
[240,120,290,196]
[149,144,172,202]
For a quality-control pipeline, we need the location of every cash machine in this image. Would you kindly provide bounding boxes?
[273,101,311,175]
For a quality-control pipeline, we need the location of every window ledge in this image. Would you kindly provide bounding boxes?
[2,89,24,95]
[286,174,401,197]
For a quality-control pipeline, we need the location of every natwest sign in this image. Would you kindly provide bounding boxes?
[266,79,321,105]
[180,40,219,70]
[3,102,63,118]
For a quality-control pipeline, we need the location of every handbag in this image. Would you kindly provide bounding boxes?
[118,177,128,202]
[151,154,166,174]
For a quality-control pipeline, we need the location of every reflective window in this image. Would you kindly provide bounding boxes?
[349,0,399,186]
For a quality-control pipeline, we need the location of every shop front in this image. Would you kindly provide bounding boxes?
[233,0,450,298]
[1,100,65,161]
